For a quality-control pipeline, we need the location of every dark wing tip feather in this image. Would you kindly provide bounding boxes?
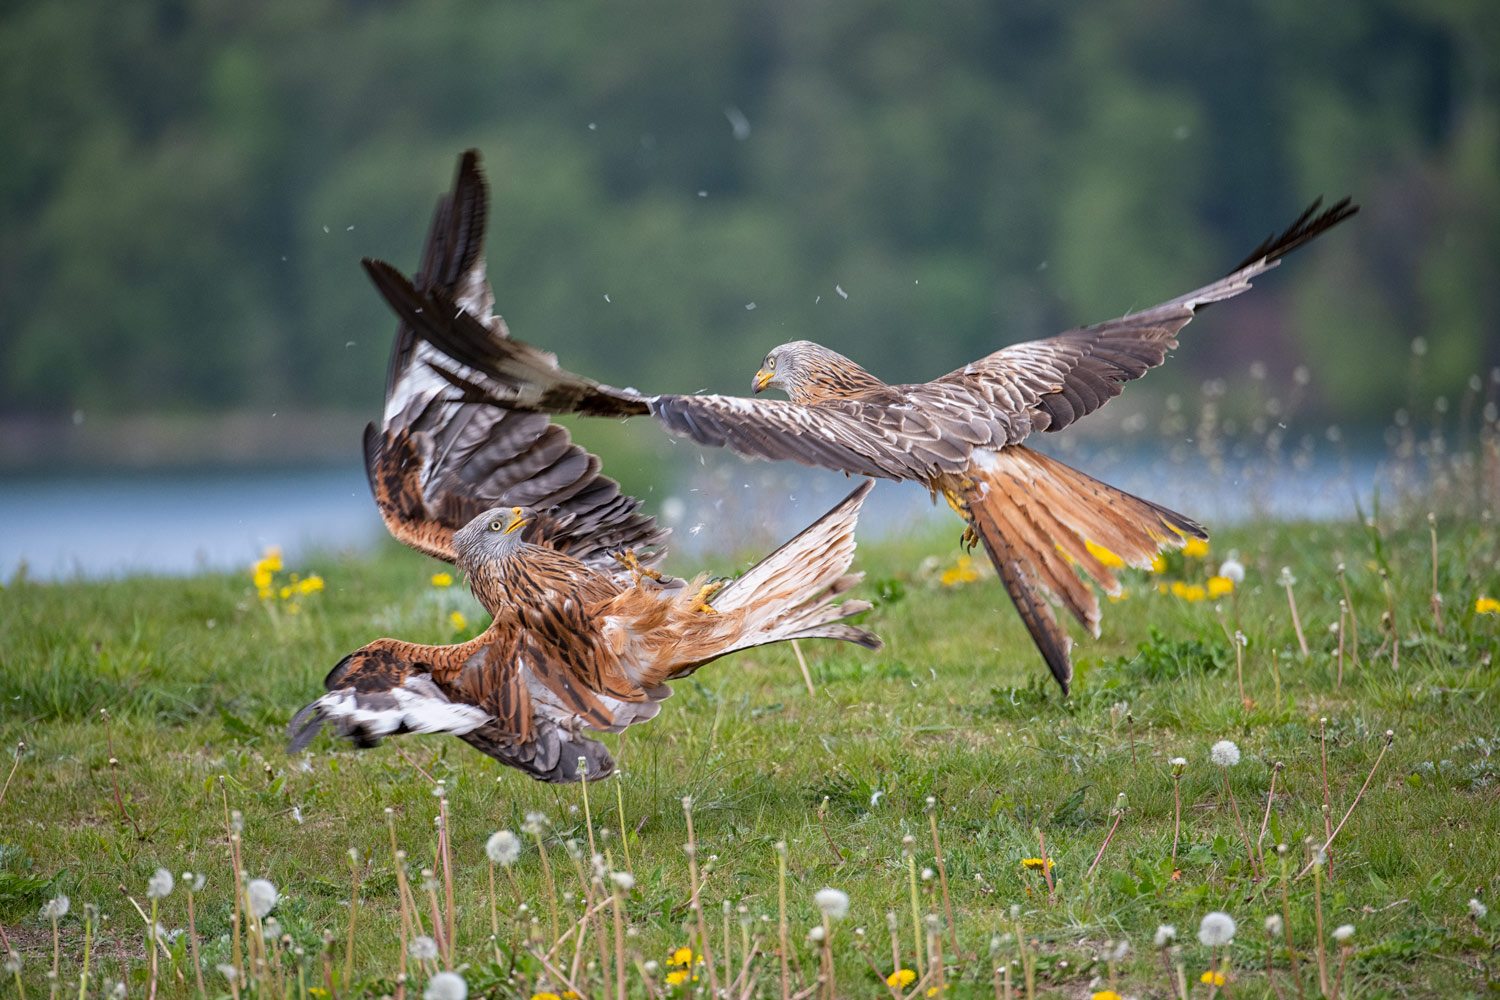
[1228,196,1359,275]
[286,703,325,753]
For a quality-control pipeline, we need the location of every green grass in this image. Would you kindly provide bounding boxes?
[2,509,1499,999]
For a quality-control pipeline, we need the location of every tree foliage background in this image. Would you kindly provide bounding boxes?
[4,0,1498,428]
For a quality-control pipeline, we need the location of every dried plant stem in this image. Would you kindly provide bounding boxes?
[905,852,923,976]
[614,774,634,875]
[1014,914,1034,1000]
[927,807,958,953]
[1336,602,1347,687]
[344,849,361,990]
[777,844,791,1000]
[1278,851,1306,1000]
[219,780,244,984]
[580,759,599,862]
[1284,581,1310,657]
[610,878,628,1000]
[1256,763,1283,870]
[1297,731,1395,879]
[531,831,561,945]
[1234,635,1247,706]
[1313,858,1330,997]
[817,796,844,864]
[147,897,160,1000]
[437,796,456,964]
[1336,565,1359,668]
[1332,945,1350,1000]
[1429,514,1444,632]
[102,712,142,837]
[185,890,206,997]
[0,741,22,811]
[1127,712,1139,768]
[1170,775,1183,868]
[791,639,815,696]
[1319,720,1335,878]
[1084,807,1124,880]
[682,798,720,999]
[1221,766,1260,878]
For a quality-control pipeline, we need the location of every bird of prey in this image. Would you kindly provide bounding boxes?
[288,152,880,782]
[370,167,1356,695]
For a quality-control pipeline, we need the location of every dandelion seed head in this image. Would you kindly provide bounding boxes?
[424,970,468,1000]
[1010,904,1022,920]
[111,982,126,999]
[486,830,522,866]
[246,878,278,918]
[1278,566,1298,587]
[1470,898,1488,920]
[147,868,174,899]
[807,925,826,942]
[1153,924,1176,948]
[83,903,100,922]
[611,871,635,891]
[1265,914,1283,936]
[1218,558,1245,584]
[814,888,850,920]
[41,895,69,920]
[921,867,935,881]
[408,936,439,961]
[1210,740,1241,767]
[231,810,244,833]
[4,953,20,973]
[1332,924,1354,943]
[522,811,550,836]
[1110,939,1130,961]
[1170,757,1187,776]
[216,965,239,983]
[1198,911,1236,946]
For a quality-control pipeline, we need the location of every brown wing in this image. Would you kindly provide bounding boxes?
[935,197,1359,439]
[363,150,669,575]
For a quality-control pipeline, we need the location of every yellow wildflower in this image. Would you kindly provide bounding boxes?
[258,547,283,574]
[1092,992,1124,1000]
[308,990,330,1000]
[1207,575,1234,598]
[670,947,696,967]
[926,987,944,997]
[1182,537,1210,559]
[1477,596,1500,615]
[1108,589,1129,603]
[449,610,468,632]
[1021,857,1054,872]
[886,969,917,988]
[431,572,454,587]
[253,568,273,591]
[279,585,293,600]
[1156,581,1169,594]
[297,574,325,594]
[1200,970,1225,985]
[1170,581,1206,602]
[1085,539,1125,568]
[665,970,692,986]
[1150,553,1168,573]
[940,554,979,587]
[563,993,581,1000]
[530,993,562,1000]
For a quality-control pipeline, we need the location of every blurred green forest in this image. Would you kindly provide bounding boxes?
[3,0,1498,428]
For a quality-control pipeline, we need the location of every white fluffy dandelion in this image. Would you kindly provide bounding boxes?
[41,895,69,920]
[1198,911,1237,946]
[814,888,850,921]
[1332,924,1355,943]
[1218,557,1245,584]
[806,925,826,942]
[4,953,21,973]
[1210,740,1241,768]
[147,868,174,899]
[1277,566,1298,588]
[521,811,550,837]
[1469,898,1488,920]
[182,872,206,893]
[1153,924,1177,949]
[424,970,467,1000]
[407,935,439,961]
[1265,914,1284,936]
[485,830,521,866]
[245,878,278,919]
[611,871,636,892]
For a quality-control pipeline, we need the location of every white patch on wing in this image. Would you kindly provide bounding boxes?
[319,675,489,737]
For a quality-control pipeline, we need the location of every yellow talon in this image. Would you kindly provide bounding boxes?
[612,548,664,587]
[960,523,979,552]
[690,581,725,615]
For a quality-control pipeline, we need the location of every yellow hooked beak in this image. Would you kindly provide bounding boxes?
[503,506,529,535]
[752,368,773,394]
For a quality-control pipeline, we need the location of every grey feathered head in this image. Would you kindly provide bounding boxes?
[752,341,880,403]
[453,506,537,565]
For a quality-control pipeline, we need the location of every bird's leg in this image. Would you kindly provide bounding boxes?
[612,548,664,587]
[689,580,726,615]
[939,481,980,551]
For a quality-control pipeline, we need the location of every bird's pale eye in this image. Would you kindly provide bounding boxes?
[489,519,504,532]
[766,356,776,370]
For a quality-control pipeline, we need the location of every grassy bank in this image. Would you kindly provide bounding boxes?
[2,505,1498,998]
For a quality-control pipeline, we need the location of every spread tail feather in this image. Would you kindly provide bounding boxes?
[963,445,1206,694]
[691,480,882,663]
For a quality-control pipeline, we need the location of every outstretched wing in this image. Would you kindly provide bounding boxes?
[363,150,669,574]
[936,198,1359,438]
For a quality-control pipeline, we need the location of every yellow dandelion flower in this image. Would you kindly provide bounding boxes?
[253,569,273,591]
[1156,581,1169,594]
[308,990,330,1000]
[1108,589,1129,603]
[1207,575,1235,598]
[665,970,691,986]
[297,574,325,594]
[1150,553,1168,573]
[1200,970,1225,986]
[1092,992,1125,1000]
[926,987,945,997]
[562,993,581,1000]
[279,585,293,600]
[1021,857,1054,872]
[886,969,917,988]
[259,547,283,573]
[530,993,562,1000]
[670,947,695,967]
[1477,596,1500,615]
[940,554,980,587]
[449,611,468,632]
[431,572,454,587]
[1182,537,1210,559]
[257,586,273,600]
[1085,539,1125,568]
